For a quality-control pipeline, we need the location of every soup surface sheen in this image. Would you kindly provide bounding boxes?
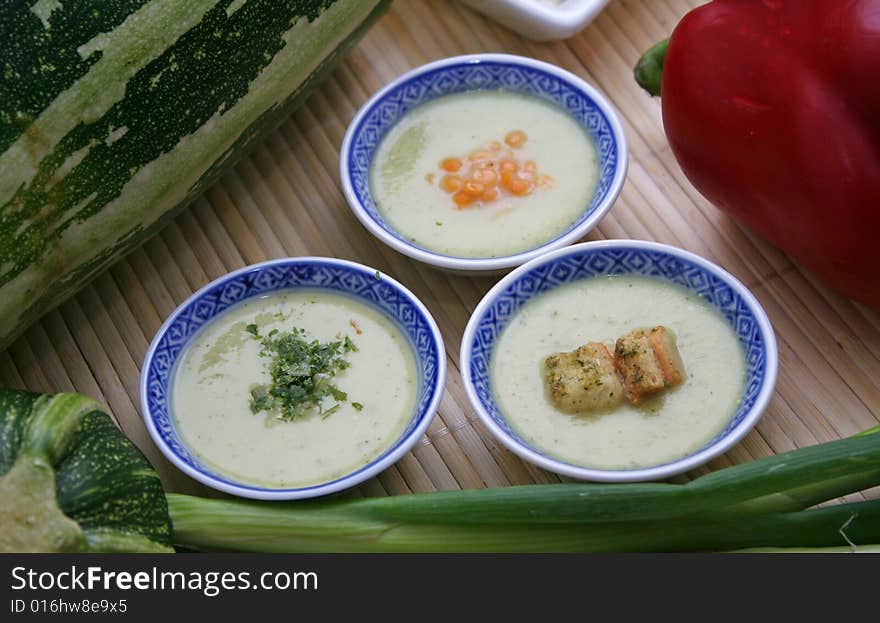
[370,90,597,258]
[172,290,417,488]
[491,276,746,470]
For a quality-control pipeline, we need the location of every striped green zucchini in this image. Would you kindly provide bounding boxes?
[0,0,388,349]
[0,390,172,552]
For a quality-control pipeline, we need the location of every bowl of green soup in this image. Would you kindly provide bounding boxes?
[340,54,627,273]
[461,240,778,482]
[141,257,446,500]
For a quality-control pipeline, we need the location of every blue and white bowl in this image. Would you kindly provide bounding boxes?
[140,257,446,500]
[340,53,628,273]
[460,240,779,482]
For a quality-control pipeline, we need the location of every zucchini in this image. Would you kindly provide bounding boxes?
[0,0,389,349]
[0,390,172,552]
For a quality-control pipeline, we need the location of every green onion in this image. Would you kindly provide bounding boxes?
[166,430,880,552]
[167,496,880,553]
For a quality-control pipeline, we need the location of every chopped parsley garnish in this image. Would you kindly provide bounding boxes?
[352,402,364,411]
[246,324,361,422]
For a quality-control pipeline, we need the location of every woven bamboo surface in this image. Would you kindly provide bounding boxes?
[2,0,878,501]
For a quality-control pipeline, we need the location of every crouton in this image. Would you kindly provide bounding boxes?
[614,326,685,405]
[544,342,624,413]
[648,326,686,386]
[613,331,664,404]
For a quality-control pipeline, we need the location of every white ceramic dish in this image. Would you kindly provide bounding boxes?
[340,53,627,274]
[141,257,446,500]
[460,240,779,482]
[460,0,612,41]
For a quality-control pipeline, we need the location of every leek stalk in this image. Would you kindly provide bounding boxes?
[168,496,880,553]
[166,431,880,553]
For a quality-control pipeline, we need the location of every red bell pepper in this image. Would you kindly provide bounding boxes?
[635,0,880,309]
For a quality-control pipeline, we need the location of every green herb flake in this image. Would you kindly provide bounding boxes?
[352,402,364,411]
[374,270,381,280]
[320,404,341,420]
[246,327,360,422]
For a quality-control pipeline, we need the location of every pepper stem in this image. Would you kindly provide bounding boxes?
[634,38,669,97]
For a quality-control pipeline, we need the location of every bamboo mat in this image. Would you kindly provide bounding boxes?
[2,0,879,501]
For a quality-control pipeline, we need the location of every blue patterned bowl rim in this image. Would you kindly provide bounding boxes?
[340,53,628,272]
[140,257,447,500]
[460,240,779,482]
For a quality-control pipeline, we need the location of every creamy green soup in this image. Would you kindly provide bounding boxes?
[171,290,417,488]
[491,275,746,470]
[370,90,597,258]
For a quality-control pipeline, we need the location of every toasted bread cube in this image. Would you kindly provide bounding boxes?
[648,326,685,386]
[614,326,685,405]
[614,332,665,404]
[544,342,624,413]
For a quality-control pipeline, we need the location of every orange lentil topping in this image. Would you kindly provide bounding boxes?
[452,190,475,207]
[504,130,527,148]
[425,130,555,209]
[481,187,499,202]
[462,180,485,196]
[508,177,531,196]
[441,157,462,172]
[440,174,462,193]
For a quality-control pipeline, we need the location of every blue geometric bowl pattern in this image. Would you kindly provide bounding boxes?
[346,59,619,259]
[467,245,771,470]
[143,260,442,493]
